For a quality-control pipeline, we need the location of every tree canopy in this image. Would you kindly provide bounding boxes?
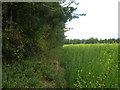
[2,2,79,62]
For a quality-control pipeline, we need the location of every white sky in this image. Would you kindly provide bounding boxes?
[65,0,120,39]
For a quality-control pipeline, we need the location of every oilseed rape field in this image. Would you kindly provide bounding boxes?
[61,44,119,88]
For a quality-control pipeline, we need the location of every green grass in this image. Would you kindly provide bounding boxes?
[61,44,119,88]
[2,48,66,88]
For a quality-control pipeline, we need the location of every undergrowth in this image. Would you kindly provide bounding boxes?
[2,47,66,88]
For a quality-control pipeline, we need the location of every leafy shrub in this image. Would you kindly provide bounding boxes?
[3,21,25,62]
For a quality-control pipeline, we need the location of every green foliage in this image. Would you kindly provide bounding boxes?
[2,2,78,62]
[2,48,66,88]
[3,21,25,61]
[61,44,119,88]
[2,2,77,88]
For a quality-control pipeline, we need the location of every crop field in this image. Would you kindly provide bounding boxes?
[61,44,119,88]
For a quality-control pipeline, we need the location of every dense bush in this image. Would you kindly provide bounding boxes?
[2,2,78,62]
[3,21,25,61]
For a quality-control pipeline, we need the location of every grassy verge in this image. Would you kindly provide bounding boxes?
[61,44,119,88]
[2,47,66,88]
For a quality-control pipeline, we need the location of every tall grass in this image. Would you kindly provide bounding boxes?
[61,44,118,88]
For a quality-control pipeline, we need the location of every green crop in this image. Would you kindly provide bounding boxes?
[61,44,119,88]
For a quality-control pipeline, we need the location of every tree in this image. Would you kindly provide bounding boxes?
[2,2,78,62]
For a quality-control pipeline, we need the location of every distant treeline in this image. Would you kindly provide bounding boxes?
[64,37,120,44]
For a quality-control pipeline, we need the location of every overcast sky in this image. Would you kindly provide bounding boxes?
[65,0,119,39]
